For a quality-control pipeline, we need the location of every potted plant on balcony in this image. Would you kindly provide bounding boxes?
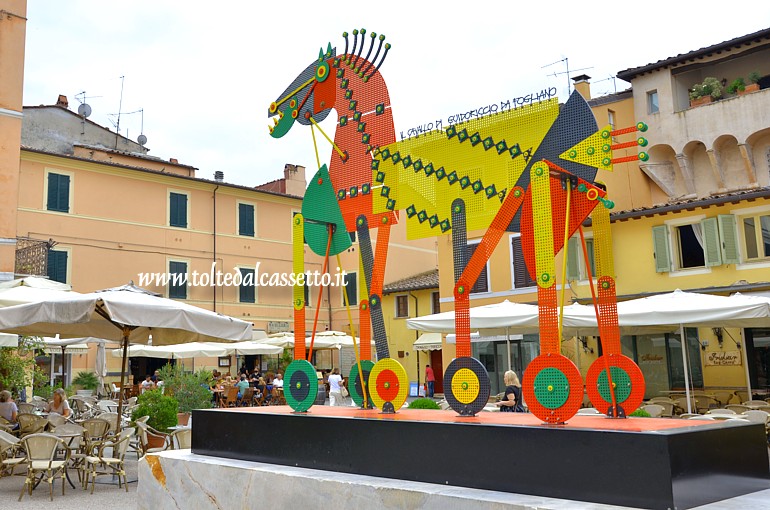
[689,77,723,107]
[726,77,746,95]
[745,71,761,94]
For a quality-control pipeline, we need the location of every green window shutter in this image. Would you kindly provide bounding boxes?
[239,268,255,303]
[169,261,187,299]
[344,272,357,306]
[239,204,254,236]
[717,214,739,264]
[652,225,671,273]
[566,237,580,280]
[46,250,68,283]
[170,193,188,228]
[701,217,722,267]
[47,173,70,212]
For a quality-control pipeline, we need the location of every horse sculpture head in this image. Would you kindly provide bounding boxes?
[268,29,392,140]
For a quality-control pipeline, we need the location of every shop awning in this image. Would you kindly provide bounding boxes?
[42,343,90,355]
[413,333,442,351]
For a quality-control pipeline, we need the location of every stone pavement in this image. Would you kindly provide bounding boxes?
[0,455,138,509]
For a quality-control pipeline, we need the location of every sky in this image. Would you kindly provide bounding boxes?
[22,1,770,187]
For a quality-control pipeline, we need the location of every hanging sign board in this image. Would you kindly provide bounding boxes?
[705,351,741,366]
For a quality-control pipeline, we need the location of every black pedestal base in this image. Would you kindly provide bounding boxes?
[192,407,770,509]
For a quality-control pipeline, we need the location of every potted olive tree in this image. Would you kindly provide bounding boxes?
[158,364,213,425]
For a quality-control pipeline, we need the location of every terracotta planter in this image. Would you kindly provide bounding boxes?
[146,433,167,450]
[738,83,760,95]
[689,95,713,107]
[177,412,190,426]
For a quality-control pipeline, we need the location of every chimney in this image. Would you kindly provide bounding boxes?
[214,171,224,182]
[283,164,307,197]
[572,74,591,100]
[56,95,69,108]
[169,158,178,164]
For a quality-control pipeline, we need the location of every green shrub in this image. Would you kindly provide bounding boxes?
[72,371,100,391]
[629,408,651,417]
[158,364,213,413]
[748,70,761,84]
[408,398,441,410]
[690,77,723,100]
[727,77,746,94]
[131,389,178,432]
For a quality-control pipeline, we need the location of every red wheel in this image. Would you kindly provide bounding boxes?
[522,353,583,424]
[586,354,645,417]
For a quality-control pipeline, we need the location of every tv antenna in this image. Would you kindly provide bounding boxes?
[74,91,102,134]
[594,75,618,94]
[542,57,593,95]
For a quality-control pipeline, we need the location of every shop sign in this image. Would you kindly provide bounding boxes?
[267,321,290,333]
[705,351,741,366]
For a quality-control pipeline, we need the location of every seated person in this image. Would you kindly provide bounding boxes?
[45,388,72,418]
[140,374,155,393]
[0,390,19,430]
[273,372,284,389]
[235,375,250,400]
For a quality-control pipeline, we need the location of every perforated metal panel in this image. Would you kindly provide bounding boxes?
[369,358,408,412]
[285,359,318,413]
[443,357,490,416]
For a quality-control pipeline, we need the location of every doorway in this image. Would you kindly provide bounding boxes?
[745,328,770,393]
[430,350,444,395]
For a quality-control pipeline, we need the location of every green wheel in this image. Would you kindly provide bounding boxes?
[285,360,318,412]
[349,360,375,408]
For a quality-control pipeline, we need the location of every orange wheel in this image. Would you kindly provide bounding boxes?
[522,353,583,424]
[586,354,645,417]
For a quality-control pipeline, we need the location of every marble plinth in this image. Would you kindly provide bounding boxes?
[138,450,770,510]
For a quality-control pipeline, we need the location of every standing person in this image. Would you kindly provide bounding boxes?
[495,370,524,412]
[45,388,72,418]
[425,364,436,398]
[328,368,345,406]
[0,390,19,430]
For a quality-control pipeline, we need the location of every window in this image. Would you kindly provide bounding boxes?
[304,282,311,308]
[431,291,441,314]
[742,213,770,260]
[395,295,409,318]
[342,271,357,306]
[647,90,659,114]
[46,173,70,213]
[238,203,255,237]
[566,236,596,280]
[607,109,616,130]
[46,250,68,284]
[675,224,705,269]
[510,236,535,289]
[169,192,188,228]
[168,261,187,299]
[652,216,738,273]
[239,268,255,303]
[467,242,489,293]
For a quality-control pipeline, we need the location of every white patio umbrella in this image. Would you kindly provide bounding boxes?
[38,336,112,389]
[224,341,283,356]
[0,333,18,347]
[263,332,295,348]
[0,277,74,307]
[0,282,253,417]
[566,290,770,412]
[111,342,232,359]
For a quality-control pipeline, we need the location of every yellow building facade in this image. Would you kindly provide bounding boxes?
[430,29,770,399]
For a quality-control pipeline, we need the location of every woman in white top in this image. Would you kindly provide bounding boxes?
[328,368,345,406]
[0,390,19,429]
[45,388,71,418]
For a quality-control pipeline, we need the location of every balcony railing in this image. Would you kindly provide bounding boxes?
[15,237,55,277]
